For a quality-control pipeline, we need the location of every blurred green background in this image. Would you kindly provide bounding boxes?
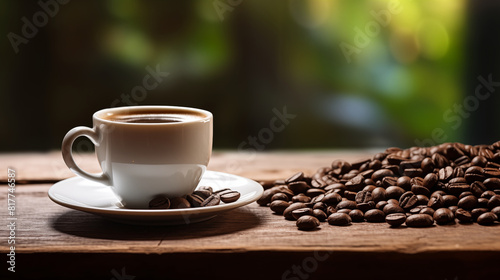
[1,0,499,152]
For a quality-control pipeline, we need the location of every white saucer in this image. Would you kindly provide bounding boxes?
[48,171,263,226]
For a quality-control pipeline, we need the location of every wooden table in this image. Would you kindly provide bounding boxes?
[1,151,499,280]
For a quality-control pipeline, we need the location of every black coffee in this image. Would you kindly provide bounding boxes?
[109,114,187,124]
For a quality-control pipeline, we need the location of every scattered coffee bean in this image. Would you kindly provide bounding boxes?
[406,214,434,228]
[327,213,352,226]
[296,215,320,230]
[477,212,498,225]
[220,190,241,203]
[259,141,500,230]
[186,194,204,207]
[385,213,406,227]
[170,197,191,209]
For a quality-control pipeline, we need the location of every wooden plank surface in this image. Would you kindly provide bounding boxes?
[0,184,499,255]
[1,151,499,279]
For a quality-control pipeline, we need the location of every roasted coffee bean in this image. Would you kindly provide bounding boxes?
[397,176,412,190]
[376,200,389,210]
[270,200,290,214]
[336,200,357,210]
[471,156,488,167]
[484,178,500,190]
[357,201,375,212]
[213,188,231,194]
[399,191,418,210]
[337,209,352,215]
[149,196,170,209]
[349,209,365,222]
[455,208,472,223]
[383,203,405,215]
[386,186,405,199]
[187,194,204,207]
[327,213,352,226]
[416,195,429,206]
[387,198,399,205]
[257,185,288,206]
[412,185,430,196]
[421,158,435,174]
[465,166,485,183]
[310,194,325,204]
[326,206,336,216]
[385,213,407,227]
[322,193,342,205]
[312,209,327,221]
[305,188,325,198]
[410,205,425,214]
[345,175,365,192]
[420,207,435,216]
[491,206,500,221]
[331,160,352,175]
[371,187,386,202]
[406,214,434,227]
[200,194,220,207]
[292,208,314,220]
[471,208,489,221]
[458,191,474,200]
[447,178,470,195]
[365,209,386,222]
[355,190,373,204]
[448,205,458,214]
[487,195,500,209]
[438,166,454,182]
[259,180,276,189]
[442,195,459,207]
[286,172,305,184]
[343,191,357,201]
[471,181,487,197]
[484,168,500,178]
[271,193,289,202]
[423,173,438,190]
[296,215,320,230]
[283,202,308,220]
[292,193,312,203]
[372,169,395,182]
[313,202,327,211]
[457,195,477,210]
[481,190,496,199]
[477,212,498,225]
[288,181,310,194]
[171,197,192,209]
[198,186,213,193]
[433,208,455,225]
[477,197,489,208]
[219,191,241,203]
[194,190,212,200]
[381,176,398,188]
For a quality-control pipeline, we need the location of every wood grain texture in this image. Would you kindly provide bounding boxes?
[1,152,499,280]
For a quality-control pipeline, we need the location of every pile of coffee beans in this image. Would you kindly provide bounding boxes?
[149,186,241,209]
[257,142,500,230]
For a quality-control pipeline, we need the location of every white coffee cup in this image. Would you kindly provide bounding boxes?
[62,106,213,209]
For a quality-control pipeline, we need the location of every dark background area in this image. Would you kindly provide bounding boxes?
[1,0,499,152]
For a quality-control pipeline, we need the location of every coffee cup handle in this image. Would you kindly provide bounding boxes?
[62,126,111,185]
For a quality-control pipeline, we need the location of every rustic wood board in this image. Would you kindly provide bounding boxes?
[1,184,499,255]
[0,150,374,183]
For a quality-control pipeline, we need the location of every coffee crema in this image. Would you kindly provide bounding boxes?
[102,113,201,124]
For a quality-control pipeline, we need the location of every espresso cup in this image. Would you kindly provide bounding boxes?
[62,106,213,209]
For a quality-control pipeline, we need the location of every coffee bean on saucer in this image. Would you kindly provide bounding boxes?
[201,194,221,207]
[213,188,231,194]
[220,190,241,203]
[296,215,320,230]
[169,197,191,209]
[149,195,170,209]
[193,190,212,200]
[198,186,213,194]
[187,194,204,207]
